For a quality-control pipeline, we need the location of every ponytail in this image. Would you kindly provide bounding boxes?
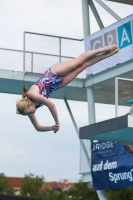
[16,84,31,115]
[22,84,27,98]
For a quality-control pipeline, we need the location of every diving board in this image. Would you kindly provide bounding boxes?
[79,114,133,144]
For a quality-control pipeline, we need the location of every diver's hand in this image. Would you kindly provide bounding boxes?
[51,124,60,133]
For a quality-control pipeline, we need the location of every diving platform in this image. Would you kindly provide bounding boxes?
[79,114,133,144]
[0,69,85,100]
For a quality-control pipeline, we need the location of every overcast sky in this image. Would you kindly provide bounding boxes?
[0,0,133,182]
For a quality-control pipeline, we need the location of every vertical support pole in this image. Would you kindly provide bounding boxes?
[87,87,108,200]
[23,32,26,82]
[59,38,61,63]
[82,0,91,161]
[82,1,108,199]
[86,87,96,159]
[82,0,90,36]
[87,87,96,124]
[96,191,108,200]
[31,53,33,73]
[115,78,118,117]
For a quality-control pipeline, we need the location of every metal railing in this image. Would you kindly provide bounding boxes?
[0,33,86,79]
[0,47,77,72]
[23,32,85,80]
[0,47,23,71]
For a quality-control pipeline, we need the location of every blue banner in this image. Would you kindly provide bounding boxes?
[91,140,133,190]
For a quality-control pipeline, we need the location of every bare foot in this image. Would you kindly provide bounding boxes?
[102,48,119,58]
[104,44,118,52]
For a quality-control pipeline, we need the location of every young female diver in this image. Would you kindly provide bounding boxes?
[16,44,119,133]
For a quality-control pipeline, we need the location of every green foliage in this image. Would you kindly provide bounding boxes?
[20,173,46,199]
[1,170,133,200]
[106,187,133,200]
[45,189,68,200]
[66,182,99,200]
[20,176,99,200]
[0,173,14,195]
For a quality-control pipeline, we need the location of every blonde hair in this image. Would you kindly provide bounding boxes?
[16,84,30,115]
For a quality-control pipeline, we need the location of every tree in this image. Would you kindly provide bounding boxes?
[20,173,46,199]
[0,173,14,195]
[106,187,133,200]
[45,189,68,200]
[66,181,99,200]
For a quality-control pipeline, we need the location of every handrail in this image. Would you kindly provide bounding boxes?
[24,31,83,41]
[0,33,84,79]
[0,47,75,59]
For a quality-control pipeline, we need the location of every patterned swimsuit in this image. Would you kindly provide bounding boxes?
[34,68,64,108]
